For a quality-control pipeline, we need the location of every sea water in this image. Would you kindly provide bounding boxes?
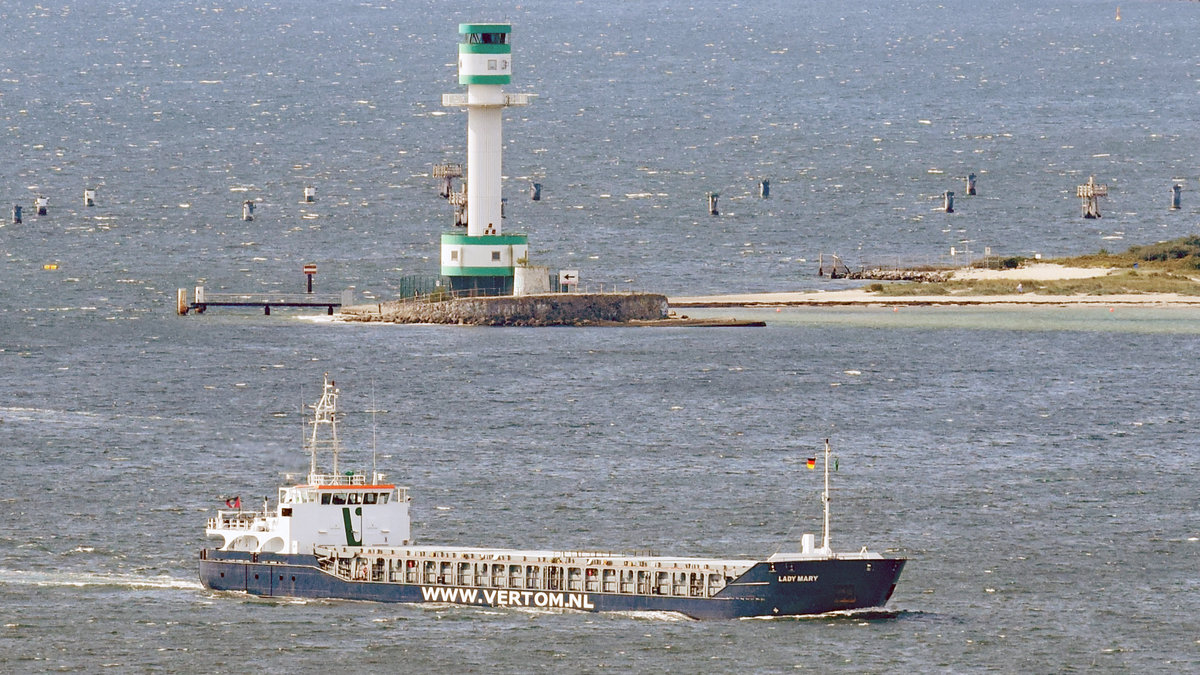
[1,1,1198,672]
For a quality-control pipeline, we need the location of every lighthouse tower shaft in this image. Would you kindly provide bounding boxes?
[440,23,532,295]
[466,90,504,236]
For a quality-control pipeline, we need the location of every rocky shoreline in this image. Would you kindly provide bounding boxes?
[342,292,671,327]
[340,293,764,327]
[846,268,951,282]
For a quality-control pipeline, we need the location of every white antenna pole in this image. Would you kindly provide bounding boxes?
[371,379,378,484]
[329,378,339,476]
[822,438,832,553]
[304,384,317,482]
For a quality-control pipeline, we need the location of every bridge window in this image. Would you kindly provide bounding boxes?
[465,32,508,45]
[363,492,378,505]
[380,492,390,504]
[321,493,331,505]
[331,493,346,505]
[348,493,361,505]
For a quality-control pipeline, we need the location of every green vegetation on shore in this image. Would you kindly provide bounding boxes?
[1050,234,1200,272]
[872,235,1200,297]
[873,270,1200,297]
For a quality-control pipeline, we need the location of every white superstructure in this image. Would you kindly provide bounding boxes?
[206,376,412,554]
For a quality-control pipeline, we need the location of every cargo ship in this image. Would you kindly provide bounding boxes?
[198,376,906,620]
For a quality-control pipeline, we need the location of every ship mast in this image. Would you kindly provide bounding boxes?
[306,374,341,483]
[822,438,833,553]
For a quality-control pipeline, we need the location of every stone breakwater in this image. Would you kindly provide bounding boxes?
[848,268,951,282]
[341,293,669,326]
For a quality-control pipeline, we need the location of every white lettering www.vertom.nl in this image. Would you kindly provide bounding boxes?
[420,586,594,609]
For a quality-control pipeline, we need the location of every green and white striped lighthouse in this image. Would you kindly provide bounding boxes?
[440,23,533,295]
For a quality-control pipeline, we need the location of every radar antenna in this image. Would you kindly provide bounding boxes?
[305,374,341,483]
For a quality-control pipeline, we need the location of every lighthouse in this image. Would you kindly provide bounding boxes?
[440,23,533,295]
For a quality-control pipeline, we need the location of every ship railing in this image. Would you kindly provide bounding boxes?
[384,284,648,307]
[200,291,345,304]
[206,510,268,530]
[308,472,369,486]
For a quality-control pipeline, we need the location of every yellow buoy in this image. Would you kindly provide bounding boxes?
[43,263,58,270]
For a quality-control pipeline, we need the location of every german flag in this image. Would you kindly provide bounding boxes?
[806,457,816,470]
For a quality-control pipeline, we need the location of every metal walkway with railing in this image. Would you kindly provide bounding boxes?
[177,287,353,315]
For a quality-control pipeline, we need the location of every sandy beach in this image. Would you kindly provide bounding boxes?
[669,264,1200,307]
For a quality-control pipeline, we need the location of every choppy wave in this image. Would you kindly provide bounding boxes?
[0,569,203,591]
[600,610,694,622]
[742,608,917,622]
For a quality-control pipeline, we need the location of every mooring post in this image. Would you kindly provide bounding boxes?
[303,186,316,203]
[83,188,96,207]
[759,179,770,198]
[1170,184,1182,210]
[34,196,48,216]
[242,200,255,221]
[965,173,977,196]
[530,182,542,201]
[943,191,955,213]
[11,205,21,224]
[707,192,720,215]
[1077,176,1107,219]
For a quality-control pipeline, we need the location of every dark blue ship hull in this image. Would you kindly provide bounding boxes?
[198,549,904,620]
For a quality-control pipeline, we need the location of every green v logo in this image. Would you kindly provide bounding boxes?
[342,507,362,546]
